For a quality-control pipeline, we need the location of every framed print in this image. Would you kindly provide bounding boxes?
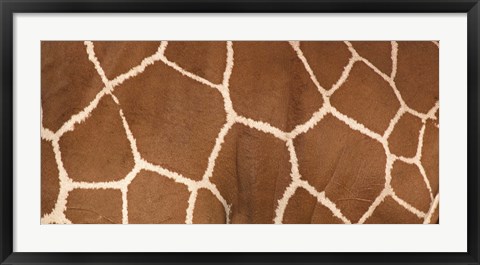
[0,0,479,264]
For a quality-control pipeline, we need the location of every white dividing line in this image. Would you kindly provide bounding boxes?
[160,55,223,92]
[201,120,235,181]
[118,109,142,163]
[330,106,385,144]
[383,107,405,139]
[390,41,399,80]
[41,127,57,142]
[185,189,198,224]
[286,139,301,181]
[298,180,352,224]
[84,41,110,86]
[391,192,426,219]
[417,162,434,201]
[204,182,232,224]
[273,183,299,224]
[55,89,109,138]
[288,106,329,138]
[424,101,440,122]
[416,124,427,160]
[424,193,440,224]
[326,55,359,96]
[357,188,390,224]
[235,115,288,141]
[108,44,166,88]
[384,153,395,189]
[289,41,329,98]
[70,180,124,190]
[121,187,129,224]
[344,41,360,58]
[223,41,234,88]
[140,160,196,188]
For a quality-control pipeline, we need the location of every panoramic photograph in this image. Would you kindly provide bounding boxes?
[40,41,439,224]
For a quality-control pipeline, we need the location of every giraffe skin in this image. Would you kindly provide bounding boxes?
[41,41,439,224]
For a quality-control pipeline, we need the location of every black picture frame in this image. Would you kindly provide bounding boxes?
[1,0,479,264]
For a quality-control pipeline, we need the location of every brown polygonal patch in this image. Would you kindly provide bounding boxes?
[421,120,439,195]
[165,41,227,84]
[300,41,352,90]
[192,188,226,224]
[93,41,160,80]
[41,140,60,216]
[396,42,439,113]
[294,114,386,223]
[391,161,431,212]
[365,196,422,224]
[41,42,104,131]
[60,97,134,182]
[114,60,226,181]
[229,41,324,131]
[351,41,392,75]
[283,187,317,224]
[65,189,122,224]
[388,113,423,158]
[330,62,400,134]
[295,115,385,189]
[128,170,190,224]
[210,124,291,224]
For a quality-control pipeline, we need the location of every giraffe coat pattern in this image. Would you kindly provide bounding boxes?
[41,41,439,224]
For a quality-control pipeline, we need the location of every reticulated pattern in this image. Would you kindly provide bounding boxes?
[41,41,439,224]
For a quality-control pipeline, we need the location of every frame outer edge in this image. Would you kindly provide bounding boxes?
[0,0,479,264]
[467,1,480,263]
[0,0,14,264]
